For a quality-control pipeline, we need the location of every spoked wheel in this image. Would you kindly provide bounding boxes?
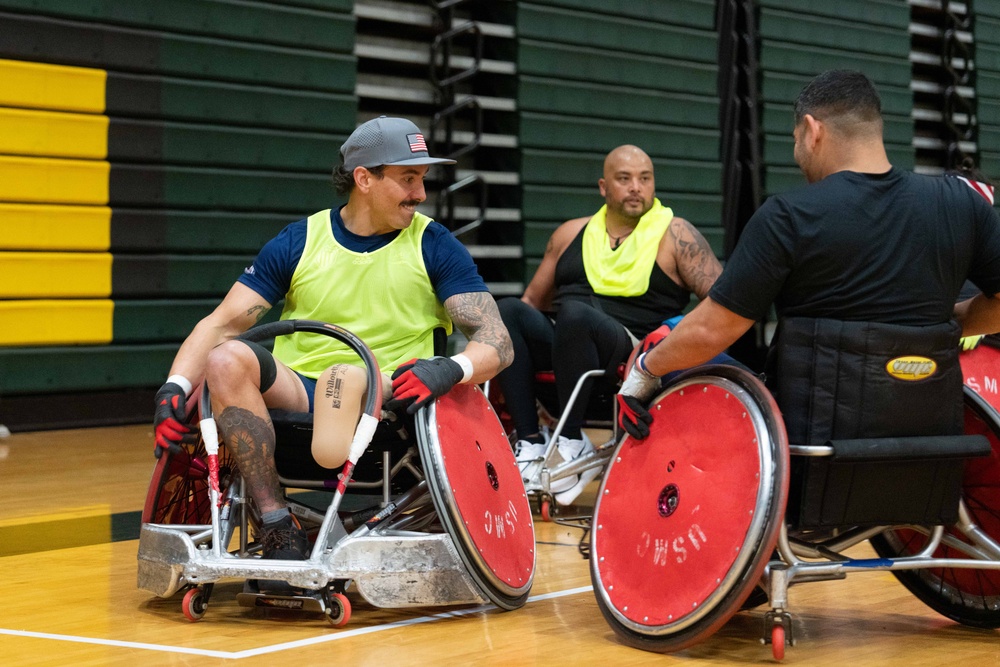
[590,366,789,653]
[182,586,209,622]
[870,388,1000,628]
[325,592,352,627]
[141,408,237,525]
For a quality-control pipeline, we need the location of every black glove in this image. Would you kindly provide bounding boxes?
[617,394,653,439]
[386,357,465,415]
[153,382,195,457]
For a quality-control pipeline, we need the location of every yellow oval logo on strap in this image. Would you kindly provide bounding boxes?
[885,356,937,381]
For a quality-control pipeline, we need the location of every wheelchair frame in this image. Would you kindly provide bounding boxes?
[589,364,1000,660]
[138,320,535,624]
[488,368,620,521]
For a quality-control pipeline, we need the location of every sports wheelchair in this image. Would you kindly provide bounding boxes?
[589,322,1000,660]
[488,368,620,522]
[137,319,535,625]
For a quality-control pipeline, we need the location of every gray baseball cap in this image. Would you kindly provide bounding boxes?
[340,116,457,170]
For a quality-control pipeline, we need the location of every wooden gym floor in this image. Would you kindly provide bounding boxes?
[1,423,998,666]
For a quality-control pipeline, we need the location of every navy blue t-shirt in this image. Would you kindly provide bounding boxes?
[238,207,487,305]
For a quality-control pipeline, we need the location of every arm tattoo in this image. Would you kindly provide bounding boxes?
[670,219,723,299]
[444,292,514,368]
[246,304,270,323]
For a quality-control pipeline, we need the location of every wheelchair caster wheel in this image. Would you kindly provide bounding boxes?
[540,499,554,522]
[325,592,351,627]
[771,624,785,661]
[182,586,208,622]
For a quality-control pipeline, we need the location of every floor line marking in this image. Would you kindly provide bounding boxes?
[0,585,595,659]
[0,629,234,659]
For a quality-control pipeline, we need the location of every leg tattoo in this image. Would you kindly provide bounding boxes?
[217,406,283,511]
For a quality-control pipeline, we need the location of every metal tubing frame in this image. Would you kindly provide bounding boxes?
[525,369,616,494]
[765,499,1000,609]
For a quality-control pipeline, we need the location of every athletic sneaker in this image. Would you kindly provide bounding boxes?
[514,440,547,481]
[256,514,309,594]
[553,433,601,506]
[556,432,594,462]
[514,437,576,493]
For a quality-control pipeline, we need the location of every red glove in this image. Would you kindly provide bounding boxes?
[623,324,672,374]
[617,352,661,440]
[153,382,195,457]
[387,357,465,415]
[640,324,672,355]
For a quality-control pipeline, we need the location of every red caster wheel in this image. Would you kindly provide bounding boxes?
[771,624,785,661]
[182,586,208,622]
[326,592,351,627]
[540,499,554,522]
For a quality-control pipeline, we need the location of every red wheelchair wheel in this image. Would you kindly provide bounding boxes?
[961,344,1000,414]
[590,366,789,652]
[182,586,208,622]
[141,392,237,525]
[771,624,785,660]
[325,592,351,627]
[417,383,536,610]
[871,388,1000,628]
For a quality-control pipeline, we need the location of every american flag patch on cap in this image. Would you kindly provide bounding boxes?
[407,133,428,153]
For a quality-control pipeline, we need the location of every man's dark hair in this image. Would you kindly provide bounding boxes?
[332,163,386,197]
[793,70,883,134]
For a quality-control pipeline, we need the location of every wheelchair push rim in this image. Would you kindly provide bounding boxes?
[590,366,789,651]
[416,382,536,609]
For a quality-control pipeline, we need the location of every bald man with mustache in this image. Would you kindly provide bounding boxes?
[495,144,723,506]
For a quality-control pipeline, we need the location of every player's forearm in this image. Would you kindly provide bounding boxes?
[955,293,1000,337]
[456,340,509,384]
[167,317,242,387]
[444,291,514,382]
[642,297,754,377]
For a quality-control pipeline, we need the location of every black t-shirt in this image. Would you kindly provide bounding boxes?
[710,168,1000,325]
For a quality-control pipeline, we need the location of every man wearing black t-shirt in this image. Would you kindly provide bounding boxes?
[617,69,1000,439]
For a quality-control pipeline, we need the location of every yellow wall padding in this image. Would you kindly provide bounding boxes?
[0,59,106,113]
[0,204,111,251]
[0,251,112,298]
[0,299,113,346]
[0,155,109,204]
[0,107,108,159]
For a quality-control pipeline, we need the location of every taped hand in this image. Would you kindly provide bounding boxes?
[153,382,195,457]
[387,357,465,415]
[616,352,662,440]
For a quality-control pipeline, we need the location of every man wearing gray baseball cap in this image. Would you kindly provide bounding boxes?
[340,115,457,170]
[152,116,512,590]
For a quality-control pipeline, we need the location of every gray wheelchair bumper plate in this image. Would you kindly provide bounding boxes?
[137,523,488,608]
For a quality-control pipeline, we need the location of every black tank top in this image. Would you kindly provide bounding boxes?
[552,225,691,338]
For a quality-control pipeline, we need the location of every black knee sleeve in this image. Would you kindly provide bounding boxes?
[235,339,278,393]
